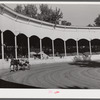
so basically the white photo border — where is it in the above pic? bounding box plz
[0,1,100,98]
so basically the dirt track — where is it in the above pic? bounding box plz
[1,61,100,89]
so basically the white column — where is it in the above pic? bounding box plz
[28,37,30,59]
[40,39,42,59]
[64,41,67,56]
[89,40,92,55]
[1,31,4,59]
[76,40,79,56]
[15,35,17,59]
[52,40,54,57]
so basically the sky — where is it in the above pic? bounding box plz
[5,3,100,26]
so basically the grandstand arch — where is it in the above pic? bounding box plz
[91,39,100,54]
[3,30,15,58]
[17,33,28,58]
[66,39,76,56]
[78,39,89,55]
[29,35,40,58]
[54,38,64,57]
[42,37,52,56]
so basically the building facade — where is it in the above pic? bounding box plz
[0,4,100,60]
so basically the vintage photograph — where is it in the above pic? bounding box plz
[1,2,100,89]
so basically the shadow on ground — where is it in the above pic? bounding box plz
[58,86,89,89]
[0,78,89,89]
[0,79,41,88]
[69,61,100,68]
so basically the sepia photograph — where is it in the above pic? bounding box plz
[1,2,100,90]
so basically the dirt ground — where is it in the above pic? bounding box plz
[1,61,100,89]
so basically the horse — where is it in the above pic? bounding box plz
[10,59,19,72]
[10,58,30,72]
[19,59,30,70]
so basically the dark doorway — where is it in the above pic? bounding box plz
[42,37,52,56]
[54,38,64,57]
[17,34,28,58]
[66,39,76,56]
[78,39,89,55]
[3,30,15,58]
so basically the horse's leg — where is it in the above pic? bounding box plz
[13,65,16,72]
[10,64,12,72]
[22,64,25,71]
[15,64,18,71]
[10,64,14,72]
[13,65,15,72]
[17,64,19,71]
[27,64,30,70]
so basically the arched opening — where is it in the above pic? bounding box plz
[0,31,2,59]
[91,39,100,54]
[54,38,64,57]
[17,34,28,58]
[42,37,52,56]
[78,39,89,55]
[3,30,15,58]
[30,35,40,58]
[66,39,76,56]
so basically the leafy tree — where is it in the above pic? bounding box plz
[38,4,52,21]
[66,22,71,26]
[61,20,67,25]
[14,4,71,26]
[61,20,71,26]
[87,24,93,27]
[14,5,23,14]
[23,4,37,18]
[14,4,37,19]
[51,7,63,24]
[38,4,63,24]
[94,14,100,26]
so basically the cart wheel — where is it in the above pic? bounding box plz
[13,65,16,72]
[27,64,30,70]
[22,66,25,71]
[10,65,13,72]
[15,66,18,71]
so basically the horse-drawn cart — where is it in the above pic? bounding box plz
[10,58,30,72]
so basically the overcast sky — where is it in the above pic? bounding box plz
[5,4,100,26]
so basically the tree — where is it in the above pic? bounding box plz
[66,22,71,26]
[38,4,63,24]
[23,4,37,18]
[61,20,71,26]
[87,24,93,27]
[14,5,23,14]
[51,8,63,24]
[94,14,100,26]
[38,4,51,21]
[14,4,37,19]
[14,4,71,26]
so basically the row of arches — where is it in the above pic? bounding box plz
[0,30,100,59]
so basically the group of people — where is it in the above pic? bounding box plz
[10,57,30,72]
